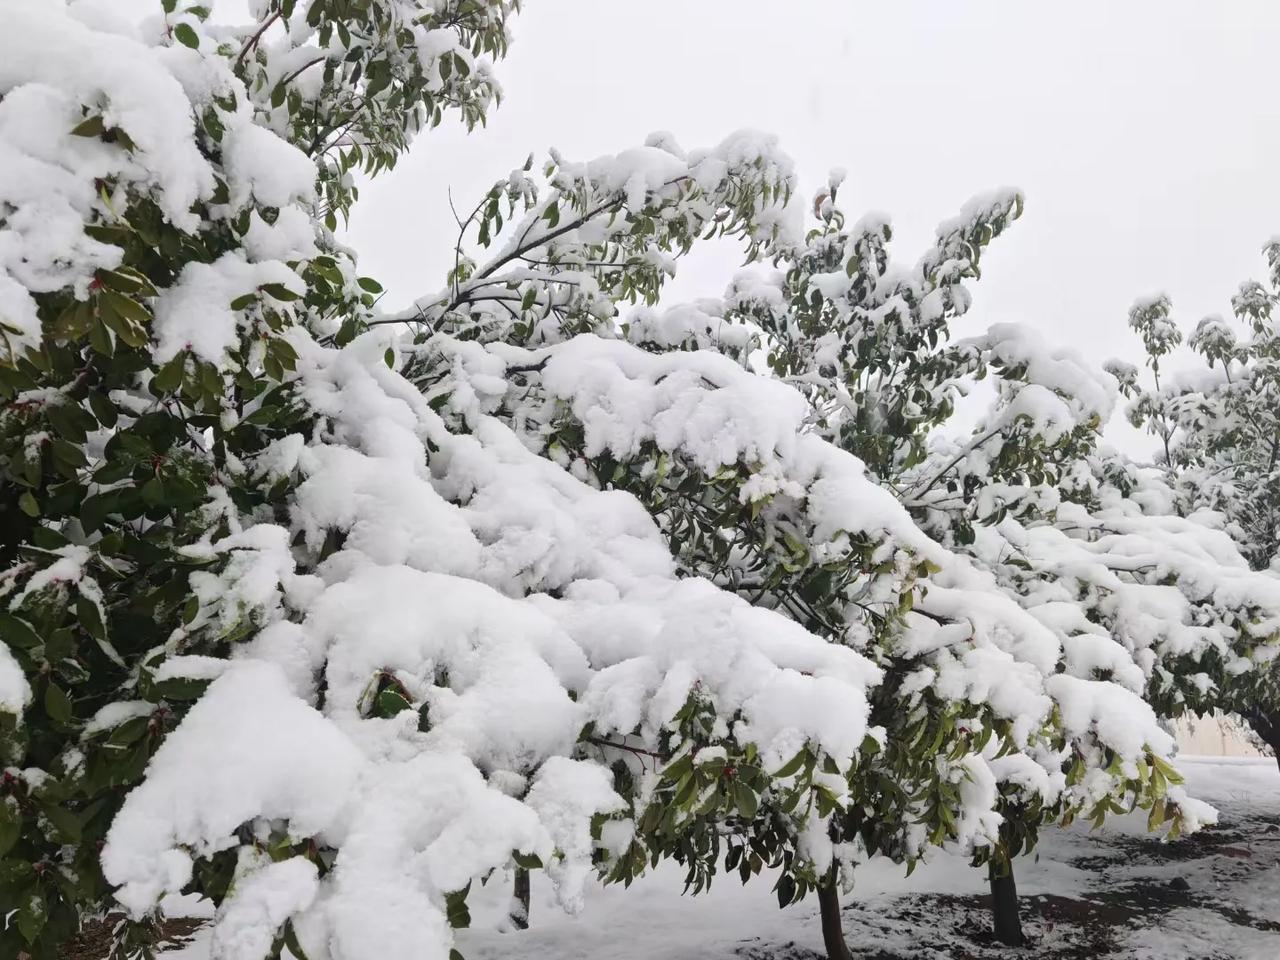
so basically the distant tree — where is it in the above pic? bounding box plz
[1116,251,1280,768]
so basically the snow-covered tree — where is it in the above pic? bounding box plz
[741,179,1280,946]
[1115,247,1280,765]
[406,155,1215,958]
[0,5,883,959]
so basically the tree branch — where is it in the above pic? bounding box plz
[584,736,665,759]
[235,11,280,70]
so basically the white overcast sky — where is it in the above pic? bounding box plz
[347,1,1280,372]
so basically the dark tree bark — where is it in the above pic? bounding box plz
[1242,706,1280,772]
[509,868,530,930]
[988,857,1023,947]
[817,870,853,960]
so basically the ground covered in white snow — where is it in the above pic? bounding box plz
[141,756,1278,960]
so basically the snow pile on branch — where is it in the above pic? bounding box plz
[0,3,212,356]
[100,319,885,959]
[398,129,800,347]
[429,319,1190,862]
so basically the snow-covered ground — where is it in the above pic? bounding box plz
[160,756,1279,960]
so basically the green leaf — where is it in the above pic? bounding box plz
[772,748,808,779]
[99,294,149,349]
[445,885,471,929]
[375,688,411,718]
[45,683,73,724]
[511,850,543,870]
[282,919,311,960]
[0,857,35,889]
[141,476,166,507]
[43,629,73,665]
[357,277,383,294]
[53,301,94,341]
[17,886,47,944]
[1150,753,1185,786]
[88,391,118,428]
[98,268,157,298]
[100,289,151,326]
[70,115,106,138]
[1147,800,1166,831]
[775,873,796,908]
[88,314,114,356]
[153,355,185,394]
[173,22,200,49]
[0,614,41,649]
[260,283,300,302]
[39,801,82,844]
[153,677,209,701]
[75,596,106,642]
[0,799,19,857]
[106,716,150,749]
[18,492,39,518]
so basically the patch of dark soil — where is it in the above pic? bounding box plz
[784,877,1280,960]
[58,916,203,960]
[824,891,1128,959]
[1069,822,1255,871]
[1077,874,1280,934]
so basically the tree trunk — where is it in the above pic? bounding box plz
[817,870,853,960]
[509,868,530,930]
[988,857,1023,947]
[1242,706,1280,773]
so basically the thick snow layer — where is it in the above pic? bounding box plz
[103,322,894,960]
[0,639,31,716]
[103,662,364,916]
[437,323,1209,860]
[153,254,305,365]
[160,758,1280,960]
[210,857,320,960]
[539,335,810,475]
[0,2,315,364]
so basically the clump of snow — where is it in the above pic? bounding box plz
[102,662,363,916]
[210,856,319,960]
[153,254,304,365]
[0,640,31,717]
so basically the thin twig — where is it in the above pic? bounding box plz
[279,56,326,89]
[585,736,665,759]
[235,11,280,69]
